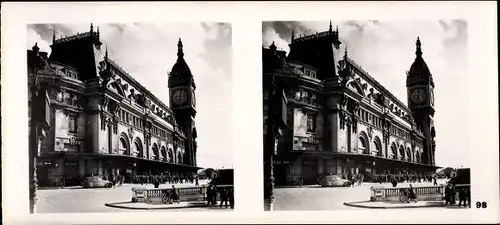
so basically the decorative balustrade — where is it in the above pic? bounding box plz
[370,184,471,202]
[131,185,234,204]
[370,185,445,202]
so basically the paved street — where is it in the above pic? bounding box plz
[35,179,232,213]
[273,179,450,211]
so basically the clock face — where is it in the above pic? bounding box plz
[173,89,188,105]
[410,88,427,105]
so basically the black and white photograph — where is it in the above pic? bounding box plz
[1,2,498,224]
[262,20,472,211]
[26,22,233,213]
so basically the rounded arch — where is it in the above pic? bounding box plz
[134,138,144,158]
[373,136,383,157]
[389,143,397,159]
[398,145,405,160]
[152,143,160,160]
[119,133,130,155]
[168,148,174,163]
[161,146,167,162]
[358,132,369,154]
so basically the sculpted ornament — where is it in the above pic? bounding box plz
[367,126,373,140]
[128,127,134,142]
[100,111,107,130]
[351,116,358,133]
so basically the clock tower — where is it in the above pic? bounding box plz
[406,37,436,166]
[168,38,198,166]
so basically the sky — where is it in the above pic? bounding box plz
[263,20,469,169]
[27,22,233,169]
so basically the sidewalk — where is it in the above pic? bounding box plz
[343,200,471,209]
[105,201,233,210]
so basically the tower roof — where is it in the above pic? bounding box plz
[170,38,193,77]
[409,37,431,75]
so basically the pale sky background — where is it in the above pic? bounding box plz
[27,22,233,169]
[263,20,469,169]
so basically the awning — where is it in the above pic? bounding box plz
[39,152,203,170]
[299,151,441,170]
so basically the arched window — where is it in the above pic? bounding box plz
[152,144,160,160]
[178,152,182,164]
[398,146,404,160]
[168,149,174,163]
[134,139,143,158]
[374,137,382,157]
[161,147,167,161]
[390,144,396,159]
[119,137,128,155]
[359,136,368,154]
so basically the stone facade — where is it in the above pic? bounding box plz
[264,24,437,185]
[28,25,199,186]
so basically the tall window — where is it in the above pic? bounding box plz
[68,116,77,133]
[307,113,316,132]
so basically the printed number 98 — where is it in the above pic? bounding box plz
[476,201,487,208]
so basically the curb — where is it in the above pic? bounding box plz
[343,201,445,209]
[104,202,208,210]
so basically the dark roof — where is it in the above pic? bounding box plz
[409,58,431,75]
[170,58,192,77]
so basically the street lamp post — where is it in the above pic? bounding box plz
[29,43,51,214]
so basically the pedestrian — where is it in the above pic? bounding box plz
[458,188,466,207]
[206,184,214,206]
[195,177,199,186]
[219,188,228,208]
[61,176,66,188]
[450,184,456,205]
[444,183,451,205]
[228,188,234,209]
[433,174,438,186]
[466,188,471,208]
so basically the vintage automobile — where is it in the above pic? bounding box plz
[82,176,113,188]
[317,174,352,187]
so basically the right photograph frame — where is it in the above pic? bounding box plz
[262,20,471,211]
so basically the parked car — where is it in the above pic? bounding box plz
[82,176,113,188]
[317,174,352,187]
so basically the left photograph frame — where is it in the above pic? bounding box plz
[26,22,234,213]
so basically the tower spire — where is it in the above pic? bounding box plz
[104,46,108,60]
[52,30,56,44]
[97,26,100,38]
[329,20,333,32]
[32,42,40,54]
[177,38,184,59]
[90,23,94,33]
[291,29,295,43]
[415,36,422,59]
[344,44,348,60]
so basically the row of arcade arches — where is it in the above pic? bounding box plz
[118,132,184,164]
[357,131,422,163]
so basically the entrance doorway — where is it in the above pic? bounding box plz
[301,158,317,185]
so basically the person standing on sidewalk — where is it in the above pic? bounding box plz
[444,183,451,205]
[219,188,228,208]
[450,184,456,205]
[228,188,234,209]
[458,188,466,207]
